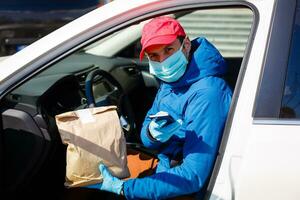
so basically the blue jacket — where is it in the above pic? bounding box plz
[124,37,232,199]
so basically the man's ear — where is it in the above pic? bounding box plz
[183,37,192,56]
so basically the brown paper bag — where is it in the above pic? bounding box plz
[55,105,130,187]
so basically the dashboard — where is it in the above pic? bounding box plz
[4,53,143,125]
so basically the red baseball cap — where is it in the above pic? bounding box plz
[139,16,186,60]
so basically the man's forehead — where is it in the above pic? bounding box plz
[145,39,179,54]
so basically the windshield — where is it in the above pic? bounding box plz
[84,21,146,58]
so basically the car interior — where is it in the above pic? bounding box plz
[0,8,250,200]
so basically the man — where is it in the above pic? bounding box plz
[97,16,232,199]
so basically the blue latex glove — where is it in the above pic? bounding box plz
[148,117,183,142]
[98,164,124,195]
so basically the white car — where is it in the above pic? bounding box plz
[0,0,299,199]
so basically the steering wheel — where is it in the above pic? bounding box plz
[85,69,136,137]
[85,69,123,107]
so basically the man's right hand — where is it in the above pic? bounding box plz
[148,117,182,142]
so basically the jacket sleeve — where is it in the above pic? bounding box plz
[140,87,165,150]
[123,86,232,200]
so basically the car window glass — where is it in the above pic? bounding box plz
[280,7,300,118]
[84,23,145,58]
[177,8,252,57]
[11,7,254,100]
[92,8,253,59]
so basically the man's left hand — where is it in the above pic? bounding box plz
[98,164,124,195]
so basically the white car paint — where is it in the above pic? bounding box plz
[0,56,9,62]
[211,1,277,199]
[212,1,300,200]
[1,0,299,200]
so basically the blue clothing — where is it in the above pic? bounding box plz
[124,37,232,199]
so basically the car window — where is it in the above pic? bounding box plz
[86,8,253,59]
[84,22,146,58]
[252,1,295,119]
[280,6,300,118]
[177,8,252,57]
[6,6,255,120]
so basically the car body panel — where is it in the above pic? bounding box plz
[210,0,275,199]
[212,1,300,200]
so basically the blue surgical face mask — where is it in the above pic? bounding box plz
[148,41,188,83]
